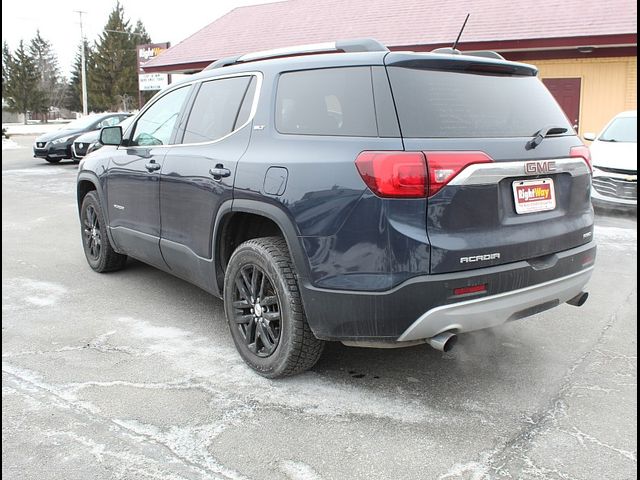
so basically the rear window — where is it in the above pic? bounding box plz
[276,67,377,137]
[387,67,572,138]
[600,116,637,143]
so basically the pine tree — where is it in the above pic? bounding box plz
[29,31,66,122]
[91,2,152,111]
[4,40,44,124]
[2,41,12,99]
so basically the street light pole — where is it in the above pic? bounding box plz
[75,10,88,116]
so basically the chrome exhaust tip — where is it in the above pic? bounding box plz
[566,291,589,307]
[427,331,457,352]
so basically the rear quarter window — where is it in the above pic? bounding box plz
[387,67,572,138]
[183,76,255,144]
[276,67,377,137]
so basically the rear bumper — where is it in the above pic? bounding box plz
[301,242,596,341]
[398,267,592,341]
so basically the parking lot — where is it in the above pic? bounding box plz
[2,134,637,480]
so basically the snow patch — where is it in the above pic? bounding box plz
[2,278,67,310]
[2,138,21,150]
[280,460,324,480]
[115,316,452,425]
[595,225,637,251]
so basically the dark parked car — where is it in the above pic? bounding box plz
[34,113,130,163]
[72,115,134,160]
[77,39,596,378]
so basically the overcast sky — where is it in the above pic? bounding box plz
[2,0,277,78]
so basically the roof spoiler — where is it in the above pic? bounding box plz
[431,47,505,60]
[204,38,389,70]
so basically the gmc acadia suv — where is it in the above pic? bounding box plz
[77,39,596,378]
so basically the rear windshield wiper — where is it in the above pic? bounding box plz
[526,125,568,149]
[599,138,617,142]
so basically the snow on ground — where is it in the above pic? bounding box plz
[2,121,70,136]
[2,138,22,150]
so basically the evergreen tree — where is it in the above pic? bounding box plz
[29,31,66,122]
[4,40,44,124]
[91,2,151,111]
[2,41,11,99]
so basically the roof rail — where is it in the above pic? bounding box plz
[431,47,505,60]
[205,38,388,70]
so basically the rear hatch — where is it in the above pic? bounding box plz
[385,52,593,274]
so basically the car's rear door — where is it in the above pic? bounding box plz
[105,85,191,268]
[385,53,594,274]
[159,73,259,292]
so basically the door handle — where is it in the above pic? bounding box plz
[145,161,161,172]
[209,166,231,179]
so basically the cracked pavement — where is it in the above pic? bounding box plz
[2,135,637,479]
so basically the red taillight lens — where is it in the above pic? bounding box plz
[570,145,592,172]
[453,284,487,296]
[423,151,494,197]
[355,151,427,198]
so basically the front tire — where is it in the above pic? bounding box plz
[80,191,127,272]
[45,156,61,163]
[224,237,324,378]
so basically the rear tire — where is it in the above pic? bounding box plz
[224,236,324,378]
[80,191,127,272]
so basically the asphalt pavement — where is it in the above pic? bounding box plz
[2,135,637,480]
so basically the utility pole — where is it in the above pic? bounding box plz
[75,10,88,116]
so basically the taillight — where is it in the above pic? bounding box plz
[453,284,487,296]
[423,151,494,197]
[355,151,427,198]
[570,145,592,172]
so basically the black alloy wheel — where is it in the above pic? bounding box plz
[223,237,324,378]
[83,204,102,261]
[231,265,282,357]
[80,191,127,272]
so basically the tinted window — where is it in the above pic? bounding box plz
[183,76,253,144]
[276,67,377,136]
[235,77,257,130]
[600,116,637,142]
[131,86,190,146]
[387,67,573,138]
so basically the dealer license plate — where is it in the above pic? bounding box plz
[512,178,556,214]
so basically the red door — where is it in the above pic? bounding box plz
[542,78,582,132]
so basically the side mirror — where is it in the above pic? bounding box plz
[100,126,123,146]
[583,132,596,142]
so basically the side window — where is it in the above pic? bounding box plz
[101,117,121,128]
[182,76,254,144]
[131,86,190,146]
[276,67,377,136]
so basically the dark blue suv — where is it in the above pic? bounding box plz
[77,39,596,377]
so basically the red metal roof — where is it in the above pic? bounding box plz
[145,0,637,72]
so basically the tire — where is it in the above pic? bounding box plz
[224,236,324,378]
[80,191,127,272]
[45,157,61,163]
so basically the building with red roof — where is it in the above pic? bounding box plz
[143,0,637,134]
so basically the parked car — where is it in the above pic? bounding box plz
[584,110,637,210]
[72,115,134,161]
[34,112,131,163]
[77,39,596,378]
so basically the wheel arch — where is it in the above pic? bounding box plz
[213,199,311,295]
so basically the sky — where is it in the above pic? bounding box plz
[1,0,277,78]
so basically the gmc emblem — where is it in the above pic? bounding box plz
[525,160,556,174]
